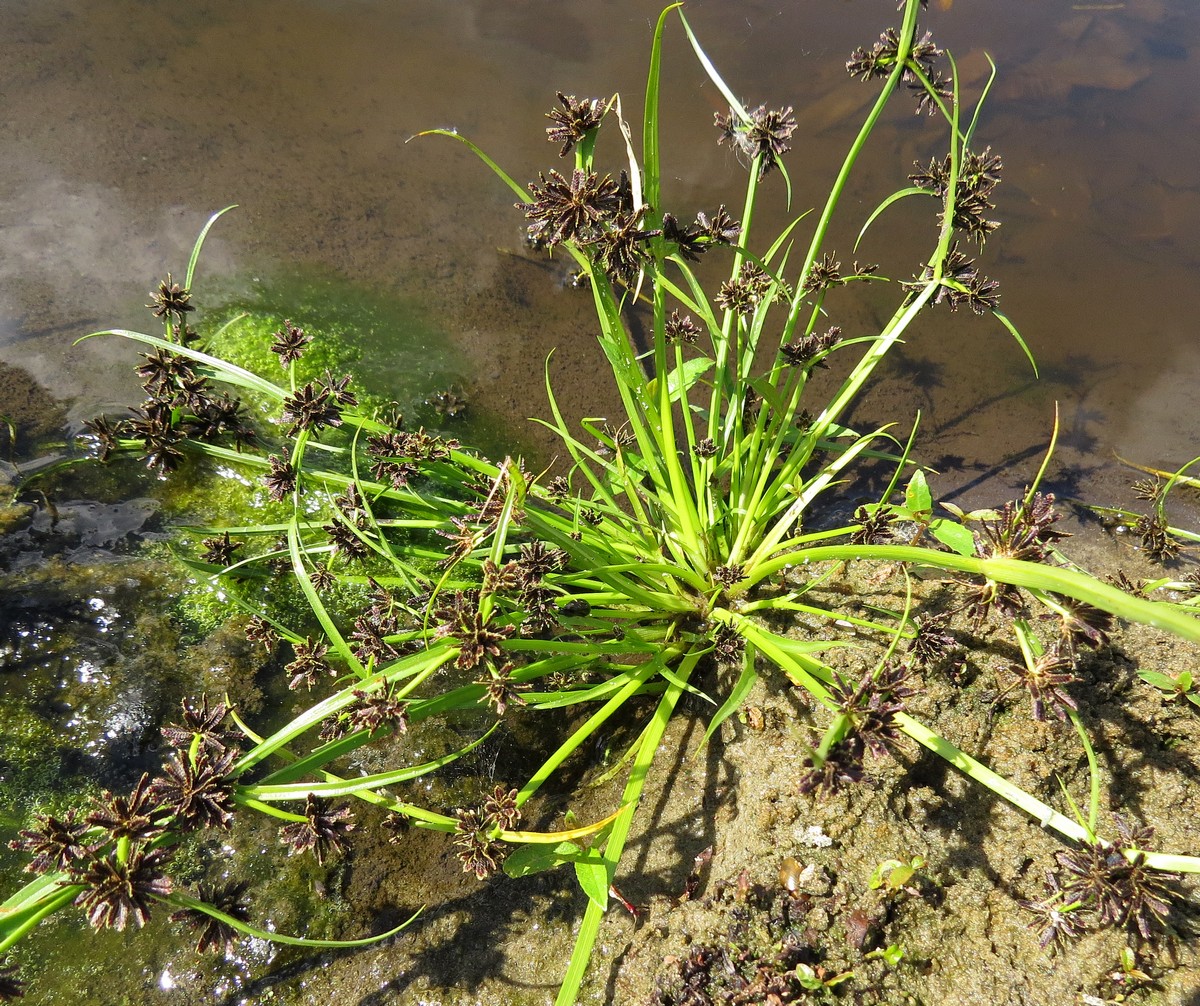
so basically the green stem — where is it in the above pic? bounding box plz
[746,544,1200,643]
[896,713,1199,874]
[554,650,696,1005]
[778,0,920,348]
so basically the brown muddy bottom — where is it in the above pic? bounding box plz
[90,543,1196,1006]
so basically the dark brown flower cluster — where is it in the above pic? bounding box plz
[280,371,357,436]
[346,580,407,665]
[365,426,458,489]
[974,491,1069,564]
[0,958,22,1003]
[715,104,797,179]
[285,637,333,691]
[433,589,516,670]
[9,809,90,875]
[264,454,298,501]
[463,462,529,531]
[73,847,174,932]
[998,645,1078,722]
[153,698,242,832]
[1023,816,1182,945]
[61,775,175,932]
[244,614,280,651]
[801,255,878,298]
[148,745,239,831]
[199,531,242,567]
[513,541,570,638]
[694,205,742,245]
[846,28,948,114]
[1134,512,1180,563]
[905,612,959,670]
[270,320,311,366]
[324,484,373,560]
[147,273,194,322]
[278,794,355,865]
[519,540,569,579]
[799,663,912,795]
[84,342,254,474]
[665,309,701,345]
[798,738,865,796]
[849,503,898,546]
[320,685,409,743]
[710,563,745,589]
[830,663,912,759]
[161,696,241,752]
[170,880,251,956]
[85,773,165,844]
[517,164,664,285]
[716,262,773,316]
[801,252,842,295]
[475,661,528,717]
[82,274,263,471]
[1018,870,1089,949]
[661,214,706,263]
[904,242,1001,315]
[710,622,745,665]
[661,207,741,263]
[519,167,621,247]
[1049,594,1113,656]
[911,147,1003,246]
[8,700,250,959]
[545,91,604,157]
[452,785,522,880]
[781,325,842,370]
[1131,477,1164,503]
[965,491,1069,625]
[592,206,658,285]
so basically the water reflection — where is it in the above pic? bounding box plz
[0,0,1195,508]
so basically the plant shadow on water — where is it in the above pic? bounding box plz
[4,3,1200,1005]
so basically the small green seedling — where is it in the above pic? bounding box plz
[869,855,927,896]
[864,944,905,967]
[857,470,976,557]
[795,963,854,993]
[1137,669,1200,709]
[1104,946,1155,1001]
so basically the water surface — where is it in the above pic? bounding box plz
[1,0,1196,509]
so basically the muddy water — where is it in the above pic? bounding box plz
[0,0,1197,504]
[2,1,1199,1004]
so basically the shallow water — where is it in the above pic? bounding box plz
[2,1,1199,1003]
[1,0,1197,504]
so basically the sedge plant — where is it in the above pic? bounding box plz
[4,3,1200,1002]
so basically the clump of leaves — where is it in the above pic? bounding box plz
[8,3,1200,1004]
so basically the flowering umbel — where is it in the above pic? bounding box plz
[715,104,796,178]
[278,794,355,866]
[170,880,252,955]
[72,846,174,931]
[519,168,620,246]
[545,91,604,157]
[9,810,90,875]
